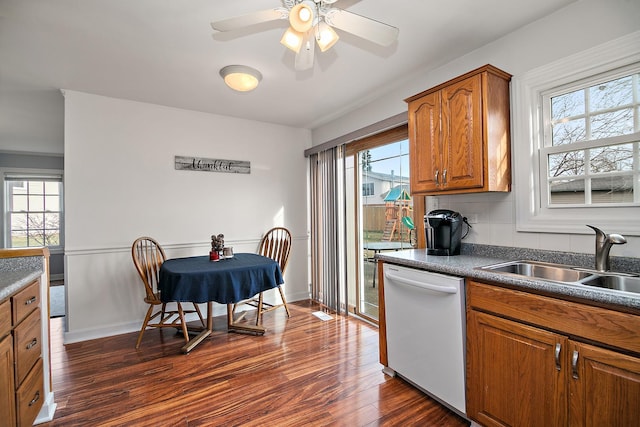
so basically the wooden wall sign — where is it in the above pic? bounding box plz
[175,156,250,174]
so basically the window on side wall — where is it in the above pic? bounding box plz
[4,173,64,248]
[542,68,639,207]
[513,31,640,236]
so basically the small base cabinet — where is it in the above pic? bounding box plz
[569,341,640,427]
[1,296,16,425]
[466,280,640,427]
[467,310,567,426]
[0,279,43,427]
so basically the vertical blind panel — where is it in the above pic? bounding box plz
[309,145,347,314]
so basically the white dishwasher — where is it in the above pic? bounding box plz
[382,263,467,416]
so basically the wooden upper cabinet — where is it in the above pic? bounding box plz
[406,64,512,195]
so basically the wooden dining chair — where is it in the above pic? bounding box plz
[131,236,204,349]
[235,227,292,325]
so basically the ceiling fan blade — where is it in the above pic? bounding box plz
[211,8,287,32]
[295,31,315,71]
[325,9,399,46]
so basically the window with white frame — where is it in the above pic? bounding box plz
[541,68,640,207]
[513,31,640,235]
[362,182,375,197]
[4,174,63,248]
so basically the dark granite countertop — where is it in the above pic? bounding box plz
[376,245,640,311]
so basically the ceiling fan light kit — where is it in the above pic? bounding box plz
[315,21,339,52]
[280,27,305,53]
[211,0,399,71]
[289,1,316,32]
[219,65,262,92]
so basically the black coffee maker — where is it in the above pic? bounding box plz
[424,209,463,256]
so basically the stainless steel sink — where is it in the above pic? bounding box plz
[477,260,640,295]
[580,274,640,294]
[484,260,592,283]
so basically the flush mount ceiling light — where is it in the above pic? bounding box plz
[211,0,399,71]
[219,65,262,92]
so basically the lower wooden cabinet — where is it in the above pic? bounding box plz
[467,310,567,426]
[1,279,44,427]
[0,334,17,426]
[569,341,640,427]
[466,280,640,427]
[16,358,43,427]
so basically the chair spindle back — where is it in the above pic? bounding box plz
[132,237,166,303]
[258,227,291,274]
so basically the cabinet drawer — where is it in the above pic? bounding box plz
[11,280,40,326]
[0,298,10,338]
[16,357,43,427]
[14,307,42,386]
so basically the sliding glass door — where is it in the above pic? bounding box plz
[346,126,413,322]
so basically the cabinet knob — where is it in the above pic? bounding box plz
[25,296,37,305]
[571,350,579,379]
[554,343,562,371]
[442,169,447,185]
[435,169,440,185]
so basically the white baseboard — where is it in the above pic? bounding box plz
[33,392,56,425]
[63,295,310,344]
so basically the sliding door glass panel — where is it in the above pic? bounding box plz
[357,139,412,321]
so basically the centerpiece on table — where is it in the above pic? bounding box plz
[210,233,224,261]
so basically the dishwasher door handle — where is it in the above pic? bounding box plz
[384,272,458,294]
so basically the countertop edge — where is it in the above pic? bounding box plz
[0,270,43,301]
[377,249,640,311]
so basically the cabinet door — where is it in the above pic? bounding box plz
[0,334,17,426]
[440,73,483,190]
[408,90,441,193]
[467,310,567,427]
[569,341,640,427]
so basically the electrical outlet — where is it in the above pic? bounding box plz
[467,214,479,224]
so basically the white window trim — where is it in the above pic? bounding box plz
[1,167,65,249]
[512,30,640,236]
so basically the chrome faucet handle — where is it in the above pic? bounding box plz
[586,225,627,271]
[607,233,627,245]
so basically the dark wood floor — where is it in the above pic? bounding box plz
[42,301,470,426]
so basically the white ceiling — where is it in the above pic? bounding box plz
[0,0,577,155]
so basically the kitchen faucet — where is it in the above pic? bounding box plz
[586,225,627,272]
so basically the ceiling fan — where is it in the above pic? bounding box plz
[211,0,399,71]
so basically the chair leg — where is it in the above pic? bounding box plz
[193,303,205,327]
[177,303,189,345]
[277,286,291,318]
[255,292,264,326]
[136,305,155,349]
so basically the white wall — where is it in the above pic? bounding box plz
[313,0,640,258]
[63,91,311,343]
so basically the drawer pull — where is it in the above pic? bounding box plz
[25,296,37,305]
[571,350,579,379]
[26,338,38,350]
[554,343,561,371]
[29,391,40,407]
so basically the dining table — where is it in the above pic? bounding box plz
[158,252,284,353]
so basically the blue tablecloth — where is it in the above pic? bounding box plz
[158,253,284,304]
